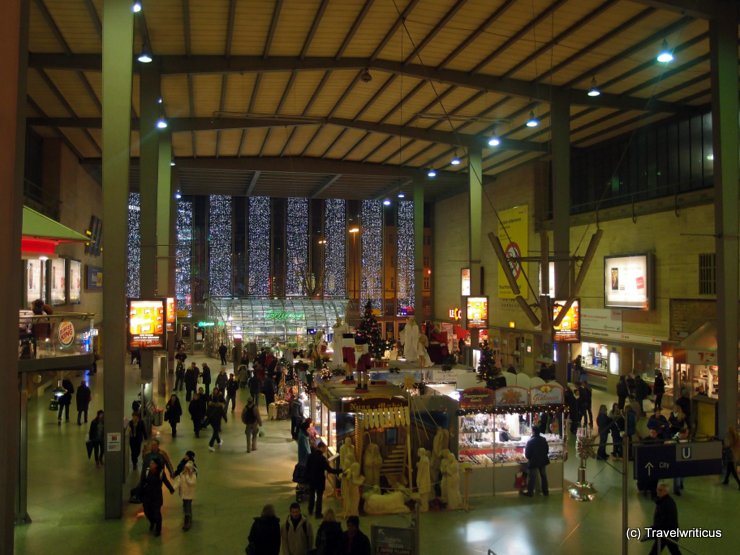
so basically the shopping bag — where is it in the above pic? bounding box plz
[86,440,94,460]
[49,398,59,411]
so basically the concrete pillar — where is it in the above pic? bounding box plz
[102,0,134,519]
[551,91,571,386]
[710,2,739,433]
[468,147,483,347]
[0,0,27,546]
[413,181,425,321]
[157,134,173,396]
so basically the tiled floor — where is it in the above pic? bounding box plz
[13,358,740,554]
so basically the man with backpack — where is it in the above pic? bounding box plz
[281,502,313,555]
[242,397,262,453]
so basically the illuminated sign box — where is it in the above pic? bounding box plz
[466,296,489,330]
[552,299,581,343]
[166,297,176,333]
[604,254,654,309]
[68,259,82,304]
[128,299,166,350]
[461,267,471,297]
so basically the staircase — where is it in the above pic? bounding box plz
[380,445,408,487]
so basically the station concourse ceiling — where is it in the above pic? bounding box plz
[25,0,739,201]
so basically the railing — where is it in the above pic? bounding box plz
[18,312,96,371]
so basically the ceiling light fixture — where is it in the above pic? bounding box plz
[156,117,168,129]
[157,96,163,104]
[360,68,373,83]
[132,2,142,13]
[656,39,674,64]
[488,135,501,147]
[137,49,153,63]
[170,160,176,167]
[450,154,461,166]
[587,77,601,97]
[427,168,437,178]
[175,191,182,200]
[526,111,540,128]
[383,198,391,206]
[706,153,714,161]
[397,191,406,199]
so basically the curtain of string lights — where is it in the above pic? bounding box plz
[248,196,271,296]
[126,192,140,298]
[175,199,193,313]
[323,199,346,298]
[286,197,309,296]
[208,195,233,296]
[361,200,383,312]
[397,200,415,314]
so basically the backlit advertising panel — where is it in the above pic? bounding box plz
[552,299,580,343]
[49,258,67,305]
[166,297,176,333]
[466,296,489,330]
[128,299,166,349]
[461,267,471,297]
[604,254,653,309]
[68,259,82,304]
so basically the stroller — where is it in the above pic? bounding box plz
[292,464,309,502]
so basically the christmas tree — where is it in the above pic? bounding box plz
[357,300,384,360]
[477,340,496,387]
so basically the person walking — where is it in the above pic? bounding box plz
[225,373,239,413]
[242,396,262,453]
[89,410,105,467]
[141,459,175,537]
[341,516,371,555]
[218,342,228,365]
[128,411,147,471]
[654,371,666,410]
[596,404,612,460]
[263,374,277,410]
[521,427,549,497]
[305,442,341,518]
[141,438,174,480]
[174,450,197,531]
[635,375,651,414]
[184,363,199,402]
[721,426,740,489]
[248,371,262,408]
[76,380,91,425]
[247,504,281,555]
[578,381,593,428]
[564,387,580,435]
[189,388,207,438]
[174,360,185,392]
[207,396,227,452]
[646,482,681,555]
[165,394,183,438]
[315,509,342,555]
[608,404,625,459]
[215,368,228,394]
[281,502,313,555]
[297,420,312,467]
[290,395,305,440]
[616,376,628,410]
[58,378,74,424]
[201,363,212,397]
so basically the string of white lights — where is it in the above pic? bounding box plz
[248,196,271,296]
[286,197,309,296]
[175,199,193,313]
[397,200,415,315]
[323,199,346,297]
[126,192,140,298]
[361,200,383,312]
[208,195,233,296]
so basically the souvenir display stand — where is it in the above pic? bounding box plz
[456,381,566,496]
[314,381,413,488]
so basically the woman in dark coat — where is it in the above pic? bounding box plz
[141,459,175,536]
[165,394,183,438]
[189,389,207,438]
[315,508,343,555]
[128,412,147,470]
[247,504,281,555]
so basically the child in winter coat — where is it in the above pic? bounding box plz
[174,450,197,531]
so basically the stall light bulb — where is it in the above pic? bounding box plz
[587,77,601,97]
[137,50,153,64]
[397,191,405,199]
[526,111,540,128]
[132,2,142,13]
[657,40,674,63]
[156,118,168,129]
[427,168,437,178]
[488,135,501,147]
[383,198,391,206]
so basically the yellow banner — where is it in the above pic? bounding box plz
[497,205,529,299]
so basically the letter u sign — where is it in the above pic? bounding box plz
[681,446,692,460]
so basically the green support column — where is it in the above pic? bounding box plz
[468,147,483,347]
[102,0,134,519]
[710,1,739,433]
[413,181,425,321]
[551,91,571,386]
[139,63,160,382]
[157,134,173,395]
[0,0,27,546]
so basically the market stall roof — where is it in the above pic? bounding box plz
[316,380,409,412]
[678,321,740,352]
[22,206,88,242]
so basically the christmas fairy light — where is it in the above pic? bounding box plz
[323,199,346,298]
[397,200,415,315]
[361,200,383,312]
[176,199,193,314]
[127,192,141,298]
[208,195,233,296]
[286,197,309,296]
[248,196,271,296]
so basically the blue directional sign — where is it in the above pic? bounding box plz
[634,441,723,482]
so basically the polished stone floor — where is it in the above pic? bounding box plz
[13,357,740,555]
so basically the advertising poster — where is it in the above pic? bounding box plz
[68,259,82,304]
[460,387,495,409]
[166,297,176,333]
[128,299,166,349]
[49,258,67,305]
[461,267,471,297]
[497,205,529,299]
[466,297,489,330]
[26,259,43,306]
[86,265,103,290]
[604,254,651,309]
[371,525,415,555]
[552,299,580,343]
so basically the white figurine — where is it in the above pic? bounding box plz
[342,461,365,517]
[401,317,420,362]
[443,450,462,510]
[331,317,349,363]
[439,448,451,503]
[340,437,356,468]
[418,334,432,368]
[363,485,410,515]
[416,448,432,512]
[430,428,450,484]
[363,443,383,488]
